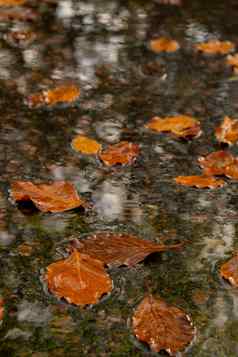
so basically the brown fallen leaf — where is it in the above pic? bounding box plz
[150,37,180,53]
[0,8,38,22]
[132,295,195,355]
[4,30,36,48]
[220,254,238,287]
[0,298,4,322]
[175,175,225,188]
[0,0,26,6]
[198,150,235,176]
[145,115,201,139]
[226,54,238,69]
[71,135,101,155]
[10,181,85,213]
[27,84,80,108]
[45,250,112,306]
[73,232,182,267]
[215,116,238,145]
[99,141,139,166]
[196,40,235,55]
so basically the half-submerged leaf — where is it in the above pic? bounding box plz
[150,37,180,53]
[220,254,238,287]
[45,251,112,306]
[99,141,139,166]
[196,40,235,55]
[71,135,101,155]
[10,181,85,213]
[132,295,195,355]
[198,150,235,176]
[145,115,201,139]
[215,116,238,145]
[75,232,182,267]
[175,175,225,188]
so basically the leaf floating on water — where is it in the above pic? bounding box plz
[220,254,238,287]
[71,135,101,155]
[0,0,26,6]
[10,181,85,213]
[74,232,182,267]
[99,141,139,166]
[198,150,235,176]
[145,115,201,139]
[196,40,235,55]
[132,295,195,355]
[27,84,80,108]
[175,175,225,188]
[215,116,238,146]
[45,250,112,306]
[150,37,180,53]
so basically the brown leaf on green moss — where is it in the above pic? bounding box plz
[132,295,195,355]
[99,141,139,166]
[10,181,85,213]
[220,254,238,287]
[74,232,182,267]
[215,116,238,146]
[196,40,235,55]
[175,175,225,188]
[198,150,235,176]
[45,250,112,306]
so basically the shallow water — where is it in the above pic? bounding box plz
[1,0,238,356]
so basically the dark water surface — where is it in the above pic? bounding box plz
[1,0,238,356]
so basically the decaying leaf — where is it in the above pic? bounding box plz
[99,141,139,166]
[0,299,4,322]
[10,181,85,213]
[132,295,195,355]
[175,175,225,188]
[196,40,235,55]
[71,135,101,155]
[27,84,80,107]
[0,0,26,6]
[198,150,235,176]
[215,116,238,145]
[150,37,180,53]
[74,232,182,267]
[145,115,201,139]
[45,250,112,306]
[220,254,238,287]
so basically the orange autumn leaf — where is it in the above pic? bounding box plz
[27,84,80,108]
[10,181,85,213]
[99,141,139,166]
[74,232,182,267]
[198,150,235,176]
[220,254,238,287]
[150,37,180,53]
[215,116,238,145]
[196,40,235,55]
[145,115,201,139]
[175,175,225,188]
[0,299,4,322]
[226,53,238,68]
[45,250,112,306]
[0,0,26,6]
[71,135,101,155]
[224,163,238,180]
[132,295,195,355]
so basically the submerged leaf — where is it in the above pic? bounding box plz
[99,141,139,166]
[45,250,112,306]
[215,116,238,145]
[196,40,235,55]
[74,232,182,267]
[220,254,238,287]
[71,135,101,155]
[150,37,180,53]
[10,181,85,213]
[198,150,235,176]
[145,115,201,139]
[132,295,195,355]
[175,175,225,188]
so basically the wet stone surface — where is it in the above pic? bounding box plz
[1,0,238,356]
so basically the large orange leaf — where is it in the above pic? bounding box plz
[215,116,238,145]
[150,37,180,53]
[175,175,225,188]
[196,40,235,55]
[10,181,85,213]
[132,295,195,355]
[27,84,80,108]
[45,250,112,306]
[71,135,101,155]
[220,254,238,287]
[145,115,201,139]
[99,141,139,166]
[198,150,235,176]
[0,0,26,6]
[74,232,182,267]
